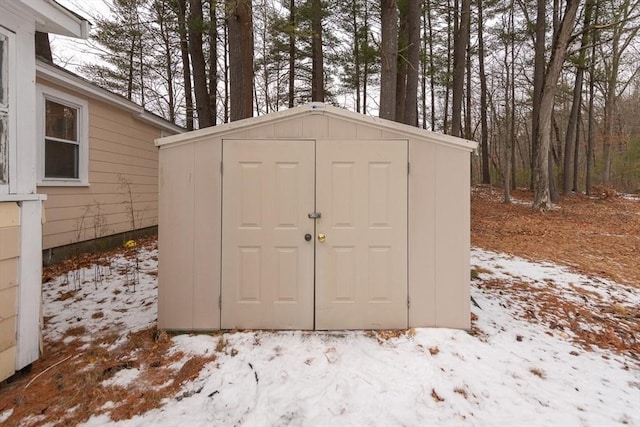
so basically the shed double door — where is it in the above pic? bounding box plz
[221,139,407,330]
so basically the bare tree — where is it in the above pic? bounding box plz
[226,0,254,120]
[311,0,324,102]
[533,0,580,210]
[379,0,398,120]
[189,0,214,127]
[451,0,470,137]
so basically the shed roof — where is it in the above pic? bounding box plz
[155,103,478,152]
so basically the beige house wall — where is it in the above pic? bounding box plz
[36,81,162,250]
[0,202,20,381]
[157,105,475,330]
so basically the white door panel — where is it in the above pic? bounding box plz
[315,140,408,329]
[222,139,407,330]
[221,140,315,329]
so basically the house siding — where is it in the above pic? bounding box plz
[0,202,19,381]
[37,81,162,250]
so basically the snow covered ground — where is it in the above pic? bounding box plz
[13,244,640,426]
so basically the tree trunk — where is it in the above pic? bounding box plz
[190,0,214,127]
[156,2,175,123]
[478,0,490,184]
[563,0,592,194]
[226,0,254,120]
[427,0,436,131]
[451,0,470,137]
[379,0,398,120]
[402,0,419,126]
[530,0,546,190]
[532,0,580,211]
[311,0,324,102]
[352,0,361,113]
[177,0,194,130]
[127,37,135,100]
[395,1,408,123]
[209,0,218,125]
[288,0,295,108]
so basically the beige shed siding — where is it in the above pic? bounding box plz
[0,202,20,381]
[158,142,196,330]
[434,146,471,329]
[157,106,475,331]
[157,138,222,330]
[192,140,222,329]
[408,138,437,327]
[37,81,162,250]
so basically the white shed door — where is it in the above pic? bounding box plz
[222,139,407,330]
[315,140,408,329]
[221,140,315,329]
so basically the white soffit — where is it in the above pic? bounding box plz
[20,0,91,38]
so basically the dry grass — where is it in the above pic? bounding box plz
[530,367,546,379]
[431,389,445,402]
[472,186,640,288]
[0,326,216,426]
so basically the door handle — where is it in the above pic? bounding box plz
[317,233,326,242]
[304,233,312,241]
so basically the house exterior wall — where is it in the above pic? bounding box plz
[36,81,162,250]
[0,202,19,381]
[157,107,474,330]
[0,1,56,382]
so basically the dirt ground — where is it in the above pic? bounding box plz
[1,186,638,426]
[471,185,640,288]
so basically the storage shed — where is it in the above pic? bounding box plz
[155,103,477,331]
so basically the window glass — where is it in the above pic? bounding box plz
[45,100,77,141]
[44,99,80,180]
[45,139,79,179]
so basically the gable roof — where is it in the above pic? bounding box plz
[155,103,478,151]
[36,60,183,135]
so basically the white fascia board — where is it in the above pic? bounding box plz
[36,61,183,135]
[156,103,477,152]
[21,0,90,38]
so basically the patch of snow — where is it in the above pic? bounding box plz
[36,241,639,427]
[42,245,158,343]
[0,409,13,423]
[101,368,141,388]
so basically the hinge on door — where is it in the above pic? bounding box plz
[407,162,410,174]
[219,294,222,309]
[220,161,223,175]
[407,296,410,308]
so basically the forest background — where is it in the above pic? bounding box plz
[48,0,640,209]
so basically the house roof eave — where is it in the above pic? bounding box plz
[36,60,183,135]
[19,0,91,38]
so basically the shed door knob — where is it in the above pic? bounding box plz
[317,233,326,243]
[304,233,312,241]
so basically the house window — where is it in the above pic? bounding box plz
[45,99,79,178]
[37,86,88,186]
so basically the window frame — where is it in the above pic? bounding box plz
[37,85,89,186]
[0,26,15,195]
